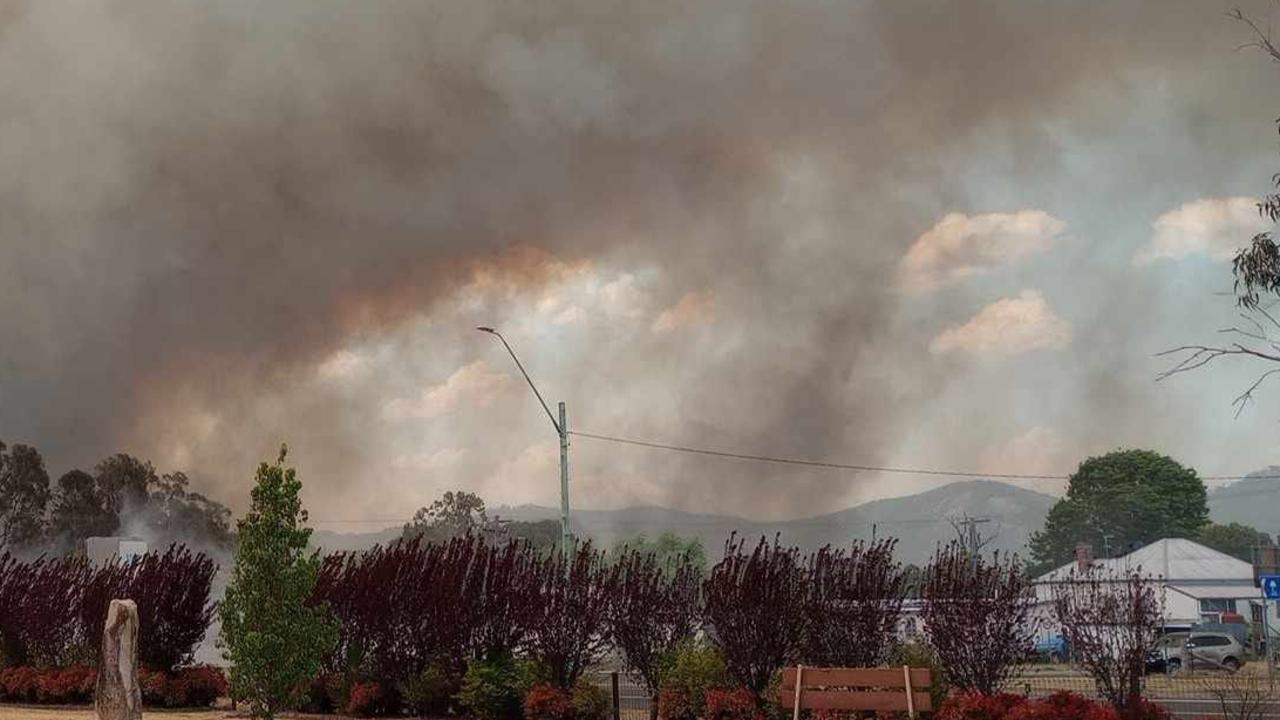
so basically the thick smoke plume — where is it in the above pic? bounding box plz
[2,1,1278,525]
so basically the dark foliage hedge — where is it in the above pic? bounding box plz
[0,664,225,707]
[0,544,217,671]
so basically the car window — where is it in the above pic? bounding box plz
[1191,635,1228,647]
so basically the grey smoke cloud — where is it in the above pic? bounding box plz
[2,0,1279,526]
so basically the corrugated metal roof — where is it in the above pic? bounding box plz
[1165,583,1262,600]
[1036,538,1253,583]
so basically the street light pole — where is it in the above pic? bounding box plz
[477,327,572,558]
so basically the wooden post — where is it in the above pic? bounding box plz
[611,671,620,720]
[791,666,804,720]
[902,665,915,719]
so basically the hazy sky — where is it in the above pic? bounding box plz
[3,0,1280,529]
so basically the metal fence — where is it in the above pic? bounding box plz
[1009,665,1280,719]
[589,666,1280,720]
[587,671,653,720]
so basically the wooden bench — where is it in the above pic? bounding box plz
[779,666,934,718]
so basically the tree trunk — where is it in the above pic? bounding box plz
[96,598,142,720]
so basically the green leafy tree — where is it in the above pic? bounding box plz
[1197,522,1273,563]
[506,519,562,552]
[0,442,51,549]
[220,446,337,719]
[402,490,500,542]
[1028,449,1208,574]
[610,532,707,577]
[45,469,116,551]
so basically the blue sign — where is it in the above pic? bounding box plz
[1263,575,1280,600]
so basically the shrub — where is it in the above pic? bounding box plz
[400,663,459,716]
[937,691,1028,720]
[1005,691,1119,720]
[705,688,763,720]
[892,641,948,713]
[572,677,611,720]
[658,687,698,720]
[300,672,347,714]
[34,665,96,704]
[525,682,576,720]
[0,666,39,702]
[171,665,228,707]
[460,653,526,720]
[347,681,399,717]
[657,640,729,720]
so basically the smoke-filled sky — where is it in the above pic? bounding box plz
[4,0,1280,528]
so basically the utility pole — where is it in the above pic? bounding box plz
[477,327,572,559]
[558,401,571,554]
[949,514,994,562]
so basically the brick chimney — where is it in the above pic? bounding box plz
[1075,542,1094,572]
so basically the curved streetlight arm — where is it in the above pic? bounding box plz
[477,327,562,435]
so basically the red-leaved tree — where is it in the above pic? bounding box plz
[702,535,808,698]
[607,546,702,715]
[803,539,907,667]
[920,542,1037,694]
[1052,568,1163,718]
[526,542,613,689]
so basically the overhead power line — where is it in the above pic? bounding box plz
[567,429,1280,483]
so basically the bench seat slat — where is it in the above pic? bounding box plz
[781,667,932,689]
[777,689,934,712]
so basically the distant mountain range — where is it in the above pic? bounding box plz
[1207,466,1280,537]
[313,480,1054,564]
[310,472,1280,564]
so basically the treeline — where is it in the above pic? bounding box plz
[293,532,1035,718]
[0,440,233,555]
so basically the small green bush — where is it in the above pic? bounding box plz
[657,640,728,720]
[572,677,611,720]
[460,654,526,720]
[400,663,459,716]
[892,640,948,712]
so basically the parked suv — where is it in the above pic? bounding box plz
[1182,632,1245,672]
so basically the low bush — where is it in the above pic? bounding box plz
[460,654,527,720]
[400,663,459,716]
[938,691,1169,720]
[572,677,611,720]
[525,683,576,720]
[347,681,400,717]
[657,640,728,720]
[0,666,41,703]
[704,688,763,720]
[0,665,224,708]
[1005,692,1118,720]
[140,665,228,708]
[658,687,698,720]
[892,641,948,712]
[35,665,96,704]
[937,690,1028,720]
[300,672,348,714]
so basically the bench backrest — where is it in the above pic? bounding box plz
[778,666,934,715]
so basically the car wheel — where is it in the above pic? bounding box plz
[1167,658,1181,672]
[1222,657,1240,673]
[1048,651,1062,664]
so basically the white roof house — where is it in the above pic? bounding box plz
[1033,538,1269,628]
